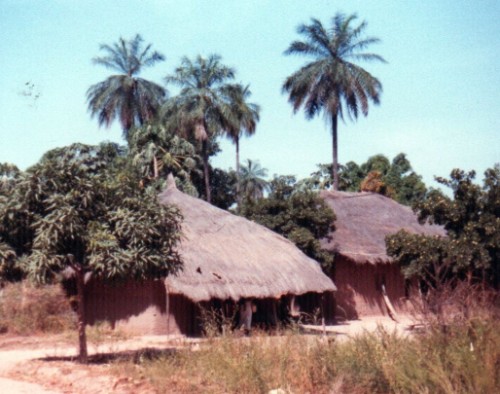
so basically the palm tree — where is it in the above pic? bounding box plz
[239,159,269,202]
[128,124,199,184]
[223,84,260,201]
[87,34,166,139]
[162,54,235,203]
[283,14,385,190]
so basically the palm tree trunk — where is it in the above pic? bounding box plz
[235,137,241,204]
[202,139,211,203]
[332,114,339,191]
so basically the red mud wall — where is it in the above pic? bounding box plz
[333,258,410,320]
[84,279,198,335]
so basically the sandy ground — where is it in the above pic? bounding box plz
[301,315,418,339]
[0,335,186,393]
[0,317,416,393]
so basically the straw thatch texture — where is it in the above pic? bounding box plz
[320,190,445,265]
[159,177,336,302]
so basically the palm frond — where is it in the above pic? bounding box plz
[87,35,165,134]
[283,13,384,122]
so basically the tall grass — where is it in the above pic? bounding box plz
[115,317,500,393]
[0,281,76,335]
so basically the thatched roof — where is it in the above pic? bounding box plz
[320,190,446,265]
[158,177,336,302]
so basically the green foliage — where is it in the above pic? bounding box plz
[207,168,238,210]
[162,54,237,203]
[0,163,27,281]
[283,13,384,121]
[387,165,500,288]
[307,153,427,206]
[239,175,334,268]
[0,143,183,360]
[386,232,453,287]
[238,159,269,202]
[1,142,183,282]
[385,153,427,205]
[0,242,19,282]
[87,34,166,136]
[0,163,21,191]
[128,123,201,194]
[189,166,238,210]
[222,83,260,201]
[223,83,260,147]
[162,56,261,204]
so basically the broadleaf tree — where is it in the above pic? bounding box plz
[239,175,335,269]
[306,153,427,206]
[0,163,27,282]
[386,165,500,290]
[0,143,183,363]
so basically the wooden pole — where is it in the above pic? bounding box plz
[166,285,170,335]
[321,293,326,337]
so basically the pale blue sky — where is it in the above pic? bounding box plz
[1,0,499,189]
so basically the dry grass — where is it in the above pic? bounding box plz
[0,281,76,335]
[109,288,500,394]
[110,321,500,393]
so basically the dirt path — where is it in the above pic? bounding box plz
[0,377,61,394]
[0,335,184,393]
[0,347,71,393]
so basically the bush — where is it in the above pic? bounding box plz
[0,281,76,335]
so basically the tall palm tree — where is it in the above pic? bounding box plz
[223,84,260,200]
[239,159,269,202]
[162,54,235,203]
[283,13,385,190]
[87,34,166,139]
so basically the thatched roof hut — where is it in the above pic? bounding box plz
[319,190,445,319]
[159,177,336,303]
[82,179,335,336]
[320,190,445,264]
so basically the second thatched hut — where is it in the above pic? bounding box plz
[320,190,445,320]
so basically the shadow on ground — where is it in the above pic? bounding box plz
[39,346,177,364]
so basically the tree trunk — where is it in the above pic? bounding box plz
[331,114,339,191]
[202,139,211,203]
[235,137,241,205]
[76,268,88,363]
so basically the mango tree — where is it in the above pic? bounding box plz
[0,143,182,362]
